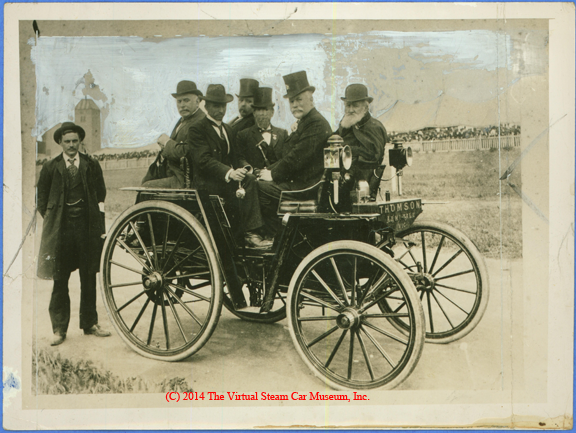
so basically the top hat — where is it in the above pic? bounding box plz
[171,80,203,98]
[236,78,259,98]
[283,71,315,99]
[252,87,275,109]
[54,122,86,143]
[341,84,373,103]
[200,84,234,104]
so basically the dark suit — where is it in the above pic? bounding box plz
[142,108,205,188]
[37,152,106,334]
[229,113,255,139]
[188,116,264,233]
[236,124,288,174]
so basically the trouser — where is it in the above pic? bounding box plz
[257,180,293,236]
[49,208,98,335]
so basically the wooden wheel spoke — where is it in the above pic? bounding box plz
[358,272,391,308]
[162,215,170,262]
[351,257,357,307]
[165,286,202,326]
[356,329,375,380]
[421,232,427,273]
[362,320,408,345]
[428,235,445,275]
[405,243,419,266]
[116,238,152,273]
[147,303,158,346]
[435,269,474,281]
[147,213,159,269]
[356,268,381,305]
[347,329,355,380]
[310,271,346,308]
[116,290,146,313]
[110,260,147,276]
[435,283,477,295]
[330,257,350,306]
[168,283,211,303]
[160,291,171,350]
[393,300,406,313]
[306,326,339,349]
[130,298,151,332]
[426,292,434,333]
[161,227,187,273]
[430,291,455,329]
[363,313,409,318]
[130,221,154,270]
[432,249,463,277]
[325,329,348,369]
[433,288,470,314]
[297,315,337,322]
[300,291,341,312]
[164,246,202,279]
[359,287,398,313]
[359,326,395,368]
[166,271,211,280]
[165,289,188,343]
[110,281,143,289]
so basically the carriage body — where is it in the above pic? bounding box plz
[99,141,489,390]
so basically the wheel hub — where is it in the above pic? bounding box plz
[414,273,435,291]
[336,309,361,330]
[143,272,164,291]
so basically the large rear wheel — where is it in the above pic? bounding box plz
[100,201,223,361]
[287,241,425,390]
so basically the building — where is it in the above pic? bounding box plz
[75,97,101,154]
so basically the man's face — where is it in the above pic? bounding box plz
[254,108,274,129]
[176,93,200,119]
[60,132,81,158]
[345,100,369,117]
[238,97,254,117]
[289,91,314,120]
[205,101,227,122]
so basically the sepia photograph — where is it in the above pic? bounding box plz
[3,2,574,429]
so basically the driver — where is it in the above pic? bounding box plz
[336,84,388,185]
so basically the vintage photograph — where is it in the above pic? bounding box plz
[4,2,574,429]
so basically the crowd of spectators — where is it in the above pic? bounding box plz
[388,124,521,143]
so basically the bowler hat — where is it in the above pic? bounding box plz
[341,84,373,103]
[236,78,259,98]
[283,71,315,99]
[252,87,275,109]
[54,122,86,143]
[172,80,203,98]
[201,84,234,104]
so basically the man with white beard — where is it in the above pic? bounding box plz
[336,84,388,186]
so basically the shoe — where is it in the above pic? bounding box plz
[83,324,111,337]
[245,232,273,249]
[50,333,66,346]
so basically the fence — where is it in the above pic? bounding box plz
[418,135,521,153]
[100,156,156,171]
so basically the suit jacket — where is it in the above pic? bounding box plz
[337,113,388,164]
[229,113,255,139]
[269,108,332,190]
[37,152,106,279]
[236,124,288,172]
[188,117,240,192]
[161,108,206,187]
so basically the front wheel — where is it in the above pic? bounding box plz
[287,241,425,390]
[381,220,489,344]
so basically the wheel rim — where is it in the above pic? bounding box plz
[289,249,421,389]
[102,207,220,358]
[385,226,484,340]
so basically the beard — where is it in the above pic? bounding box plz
[340,110,367,129]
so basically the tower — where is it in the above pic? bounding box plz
[75,97,101,154]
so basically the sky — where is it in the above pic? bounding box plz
[30,28,543,148]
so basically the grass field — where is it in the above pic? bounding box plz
[102,148,523,259]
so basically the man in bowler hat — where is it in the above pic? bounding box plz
[188,84,272,248]
[229,78,259,138]
[336,83,388,187]
[37,122,111,346]
[142,80,205,188]
[236,87,288,177]
[258,71,332,232]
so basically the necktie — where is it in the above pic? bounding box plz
[68,158,78,179]
[258,127,272,134]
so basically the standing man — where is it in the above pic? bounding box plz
[37,122,110,346]
[236,87,288,176]
[258,71,332,229]
[336,83,388,193]
[229,78,259,138]
[188,84,271,248]
[142,80,205,188]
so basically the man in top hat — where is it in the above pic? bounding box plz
[236,87,288,177]
[336,83,388,192]
[142,80,205,188]
[258,71,332,232]
[37,122,111,346]
[187,84,271,248]
[228,78,259,138]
